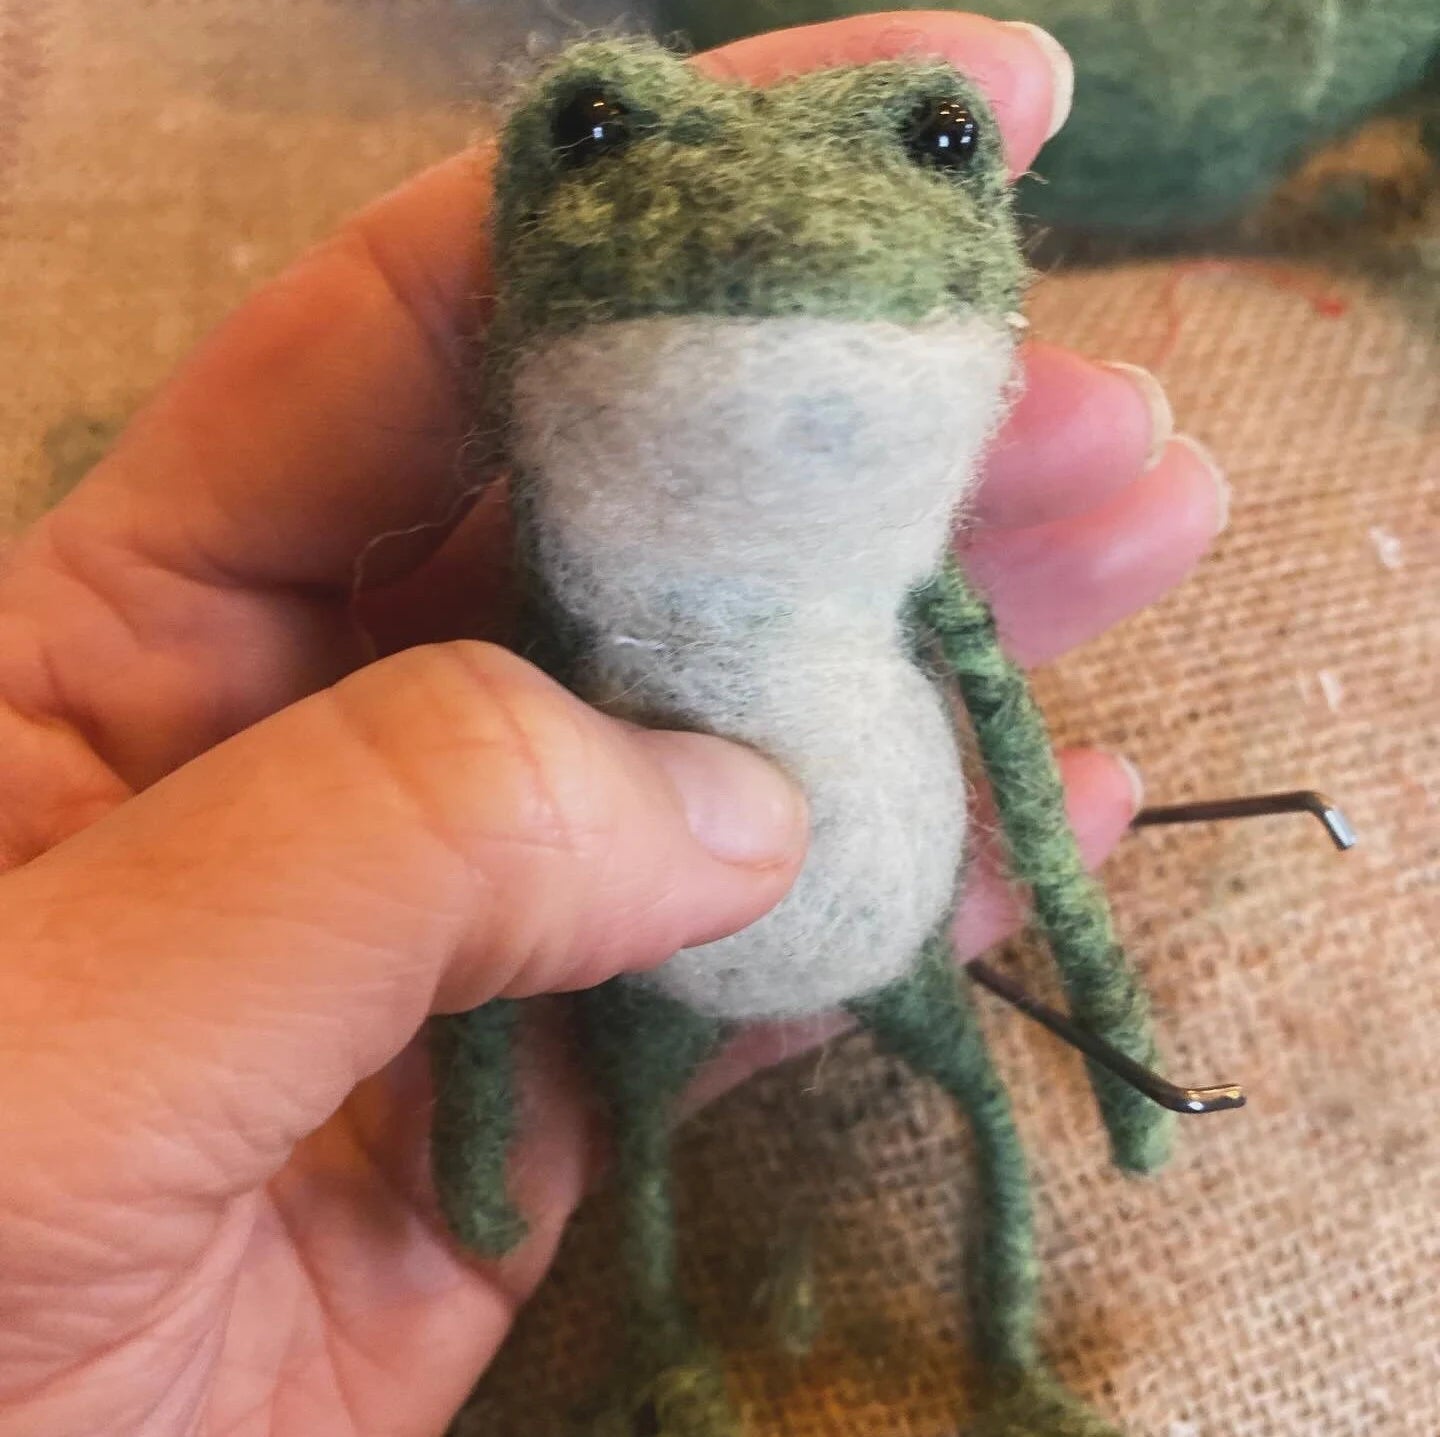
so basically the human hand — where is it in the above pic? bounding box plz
[0,14,1226,1437]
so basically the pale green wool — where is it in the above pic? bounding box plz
[433,39,1175,1437]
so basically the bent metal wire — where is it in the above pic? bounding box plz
[968,789,1355,1115]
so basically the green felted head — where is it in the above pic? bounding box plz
[656,0,1440,235]
[491,39,1024,344]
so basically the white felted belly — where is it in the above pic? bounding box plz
[510,314,1014,1020]
[635,625,964,1018]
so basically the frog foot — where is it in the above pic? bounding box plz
[584,1353,741,1437]
[965,1370,1126,1437]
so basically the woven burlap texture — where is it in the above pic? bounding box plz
[2,4,1436,1435]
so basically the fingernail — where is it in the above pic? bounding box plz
[640,730,807,868]
[1173,433,1231,534]
[1004,21,1074,140]
[1102,361,1173,470]
[1113,754,1146,813]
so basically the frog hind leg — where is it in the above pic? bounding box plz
[430,999,528,1256]
[849,937,1126,1437]
[576,977,740,1437]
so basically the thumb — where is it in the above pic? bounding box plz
[1,641,805,1192]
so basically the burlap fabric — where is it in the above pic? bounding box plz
[2,4,1436,1434]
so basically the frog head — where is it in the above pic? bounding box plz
[490,40,1026,599]
[493,39,1023,332]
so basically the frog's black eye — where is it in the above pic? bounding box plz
[552,88,631,168]
[904,98,981,172]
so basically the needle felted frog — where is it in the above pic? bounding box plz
[432,39,1173,1437]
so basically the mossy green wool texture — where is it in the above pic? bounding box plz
[656,0,1440,234]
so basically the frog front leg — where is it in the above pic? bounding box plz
[914,557,1174,1176]
[576,978,737,1437]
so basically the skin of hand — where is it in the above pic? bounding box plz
[0,14,1227,1437]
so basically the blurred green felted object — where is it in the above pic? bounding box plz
[655,0,1440,235]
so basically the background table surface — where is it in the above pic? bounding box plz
[2,5,1436,1435]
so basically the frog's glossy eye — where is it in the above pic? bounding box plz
[552,88,631,167]
[904,98,981,172]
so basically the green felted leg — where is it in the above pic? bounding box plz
[852,939,1128,1436]
[577,978,738,1437]
[429,1000,527,1256]
[850,936,1038,1372]
[914,559,1174,1176]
